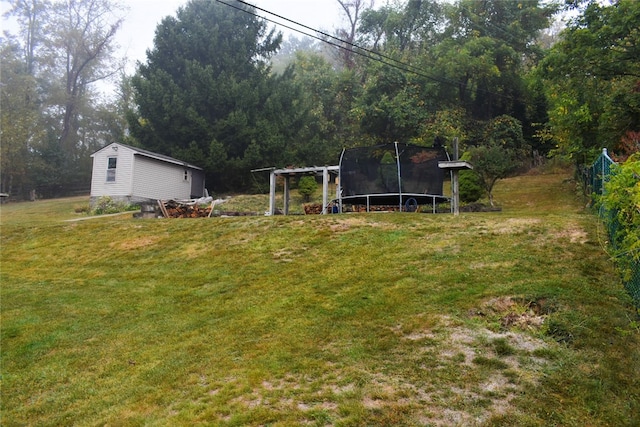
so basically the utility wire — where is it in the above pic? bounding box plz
[216,0,426,80]
[216,0,517,102]
[219,0,444,82]
[231,0,454,84]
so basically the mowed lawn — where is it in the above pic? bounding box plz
[1,171,639,426]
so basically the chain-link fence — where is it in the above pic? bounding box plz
[580,149,640,307]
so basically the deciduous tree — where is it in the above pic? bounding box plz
[2,0,125,198]
[0,39,43,196]
[468,115,526,206]
[47,0,124,157]
[335,0,373,69]
[540,0,640,162]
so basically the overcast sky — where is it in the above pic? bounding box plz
[1,0,351,97]
[118,0,347,72]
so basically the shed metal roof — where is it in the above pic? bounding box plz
[91,143,203,170]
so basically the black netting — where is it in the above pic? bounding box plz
[339,143,449,206]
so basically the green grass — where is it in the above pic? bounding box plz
[218,182,339,215]
[1,171,639,426]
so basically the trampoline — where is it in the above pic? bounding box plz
[338,142,450,213]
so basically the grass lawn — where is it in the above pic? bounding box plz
[1,171,639,426]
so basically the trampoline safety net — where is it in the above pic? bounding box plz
[339,142,449,207]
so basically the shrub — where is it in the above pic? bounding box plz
[92,196,136,215]
[459,152,484,203]
[298,176,317,202]
[600,154,640,264]
[459,170,484,203]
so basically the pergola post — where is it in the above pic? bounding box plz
[451,137,460,216]
[269,170,276,215]
[283,176,290,215]
[335,176,341,213]
[322,167,329,214]
[260,166,339,216]
[451,170,460,215]
[438,138,472,217]
[394,141,403,211]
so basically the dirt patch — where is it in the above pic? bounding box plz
[554,223,589,244]
[472,296,553,331]
[485,218,543,234]
[386,313,552,425]
[207,312,555,425]
[272,247,307,262]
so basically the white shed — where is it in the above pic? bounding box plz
[90,143,206,205]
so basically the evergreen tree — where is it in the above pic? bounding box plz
[129,0,282,192]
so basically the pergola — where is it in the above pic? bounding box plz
[256,141,471,216]
[437,138,473,216]
[262,166,340,215]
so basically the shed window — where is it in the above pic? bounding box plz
[106,157,117,182]
[184,170,189,181]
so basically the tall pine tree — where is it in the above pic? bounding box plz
[129,0,281,191]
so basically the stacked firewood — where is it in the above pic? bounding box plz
[351,205,401,213]
[303,203,324,214]
[158,200,212,218]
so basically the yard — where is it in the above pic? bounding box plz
[1,170,639,426]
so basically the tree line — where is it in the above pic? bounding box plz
[2,0,638,199]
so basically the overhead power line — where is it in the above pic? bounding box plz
[214,0,517,102]
[228,0,467,88]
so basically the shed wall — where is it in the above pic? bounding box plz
[190,169,206,198]
[132,156,193,201]
[90,145,135,199]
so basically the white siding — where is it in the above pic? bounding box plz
[90,144,135,198]
[131,155,192,200]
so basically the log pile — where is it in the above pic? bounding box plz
[366,205,401,212]
[156,199,259,218]
[303,203,324,214]
[349,205,402,213]
[158,200,213,218]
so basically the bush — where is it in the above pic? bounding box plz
[459,170,484,203]
[298,176,317,202]
[92,196,137,215]
[600,154,640,263]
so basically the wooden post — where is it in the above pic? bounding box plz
[438,138,472,217]
[269,170,276,215]
[452,137,459,216]
[157,200,170,218]
[452,170,460,216]
[335,176,341,213]
[394,141,403,211]
[283,175,290,215]
[322,167,329,214]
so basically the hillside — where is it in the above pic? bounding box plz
[1,171,639,426]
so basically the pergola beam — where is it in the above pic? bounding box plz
[266,165,339,215]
